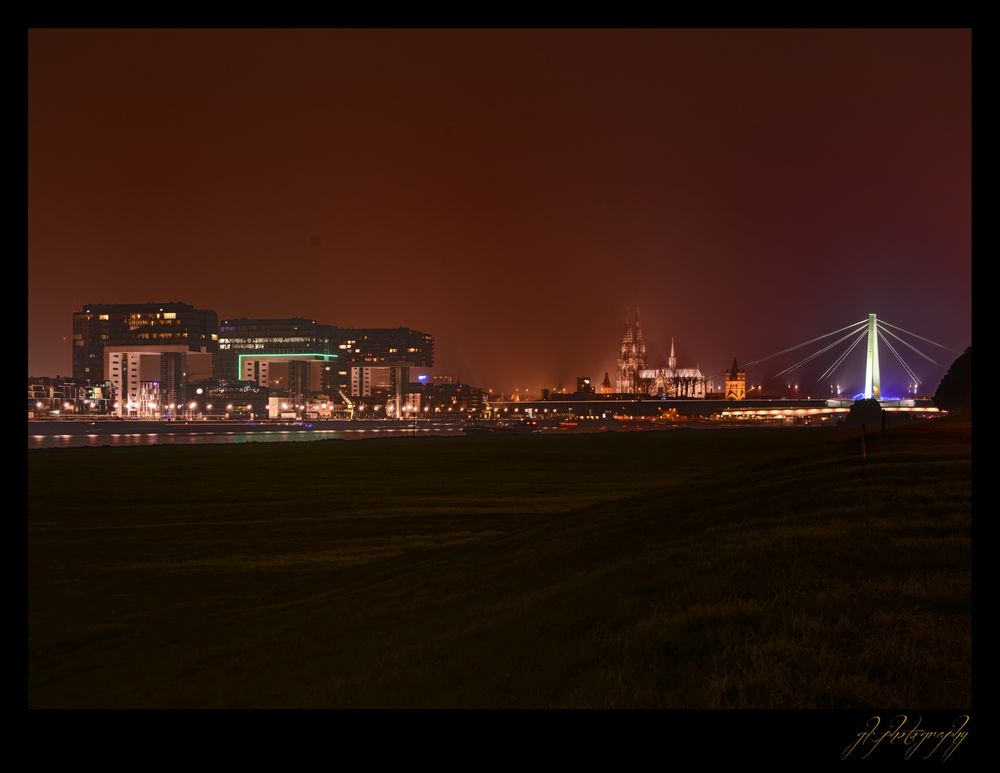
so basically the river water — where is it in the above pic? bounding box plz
[29,425,466,449]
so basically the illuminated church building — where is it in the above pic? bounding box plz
[616,308,648,393]
[616,308,713,398]
[725,357,747,400]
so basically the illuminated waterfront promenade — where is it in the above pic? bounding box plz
[484,397,940,420]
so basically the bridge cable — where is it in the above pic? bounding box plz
[877,319,962,355]
[703,320,868,387]
[877,330,922,386]
[877,324,943,367]
[817,328,869,385]
[740,320,868,371]
[757,327,869,390]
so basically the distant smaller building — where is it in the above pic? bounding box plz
[598,372,613,395]
[433,382,484,413]
[28,376,114,417]
[350,365,395,397]
[724,358,747,401]
[266,395,351,420]
[185,378,270,419]
[136,381,162,418]
[403,392,423,415]
[575,376,595,399]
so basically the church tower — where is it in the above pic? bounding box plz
[725,357,747,400]
[633,308,648,388]
[616,307,648,393]
[616,308,633,393]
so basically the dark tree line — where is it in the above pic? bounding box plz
[934,347,971,414]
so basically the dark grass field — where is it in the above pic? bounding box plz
[28,422,971,708]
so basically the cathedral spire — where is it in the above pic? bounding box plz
[668,337,677,370]
[618,305,649,394]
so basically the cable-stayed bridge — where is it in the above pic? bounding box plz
[486,313,960,422]
[740,313,961,401]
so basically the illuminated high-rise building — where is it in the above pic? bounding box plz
[214,318,333,382]
[72,301,219,382]
[72,302,218,414]
[216,318,434,410]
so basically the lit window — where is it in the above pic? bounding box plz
[98,314,109,321]
[163,312,177,320]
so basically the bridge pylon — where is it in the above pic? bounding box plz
[863,312,881,400]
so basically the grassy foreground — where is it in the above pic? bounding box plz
[28,423,971,708]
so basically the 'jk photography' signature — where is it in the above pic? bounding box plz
[842,714,970,761]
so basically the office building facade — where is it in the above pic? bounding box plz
[72,302,219,382]
[216,318,434,405]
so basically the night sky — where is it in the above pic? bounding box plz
[28,29,970,395]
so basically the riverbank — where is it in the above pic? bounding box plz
[28,422,971,707]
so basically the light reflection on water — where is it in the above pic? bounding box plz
[29,427,464,449]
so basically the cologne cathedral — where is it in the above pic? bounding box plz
[616,308,713,397]
[616,308,648,393]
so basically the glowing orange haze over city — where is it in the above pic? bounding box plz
[29,29,970,393]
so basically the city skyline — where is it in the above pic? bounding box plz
[29,29,970,392]
[27,26,974,719]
